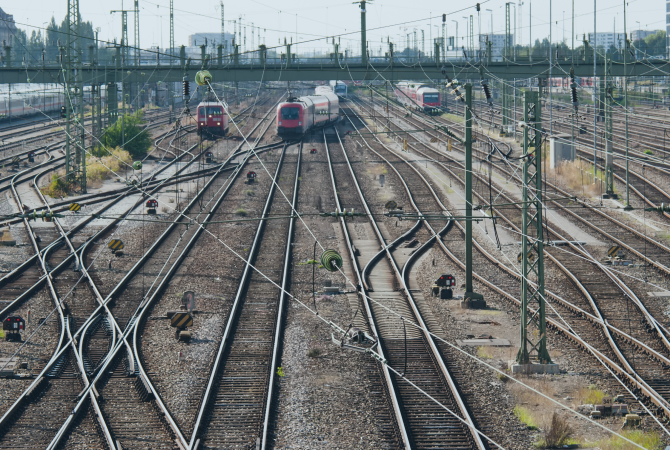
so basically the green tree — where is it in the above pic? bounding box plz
[99,112,152,157]
[637,30,667,56]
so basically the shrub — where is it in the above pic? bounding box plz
[98,111,153,157]
[244,189,255,196]
[307,348,322,358]
[497,372,510,383]
[235,208,247,216]
[644,149,654,156]
[537,413,573,449]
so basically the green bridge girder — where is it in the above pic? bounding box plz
[1,59,669,85]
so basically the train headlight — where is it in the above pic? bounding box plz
[217,122,220,125]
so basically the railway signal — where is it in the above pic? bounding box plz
[146,199,158,215]
[3,316,25,341]
[246,171,257,184]
[205,151,214,163]
[27,152,35,163]
[182,291,195,312]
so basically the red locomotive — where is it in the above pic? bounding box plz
[276,91,339,138]
[197,101,229,137]
[395,82,441,113]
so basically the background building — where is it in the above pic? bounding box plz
[188,32,234,49]
[479,34,514,59]
[0,8,18,46]
[588,32,627,49]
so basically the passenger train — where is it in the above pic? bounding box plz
[329,80,348,98]
[276,89,339,138]
[394,82,441,112]
[197,101,229,137]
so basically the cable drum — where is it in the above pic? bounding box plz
[195,70,213,87]
[320,249,343,272]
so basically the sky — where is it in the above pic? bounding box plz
[5,0,666,54]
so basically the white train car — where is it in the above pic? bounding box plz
[329,80,347,98]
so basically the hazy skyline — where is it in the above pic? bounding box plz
[5,0,664,54]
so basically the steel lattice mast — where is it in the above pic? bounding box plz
[65,0,86,193]
[516,90,552,365]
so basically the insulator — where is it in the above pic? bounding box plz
[570,79,579,109]
[183,78,190,98]
[481,81,492,105]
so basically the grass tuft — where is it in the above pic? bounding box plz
[307,348,322,358]
[592,430,662,450]
[514,405,538,430]
[235,208,248,216]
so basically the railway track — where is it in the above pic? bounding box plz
[349,94,670,422]
[189,140,298,449]
[324,121,486,449]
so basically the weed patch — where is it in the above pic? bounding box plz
[514,405,538,430]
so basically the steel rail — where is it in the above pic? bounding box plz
[260,141,302,450]
[47,101,280,449]
[338,112,485,450]
[188,140,289,449]
[352,96,670,419]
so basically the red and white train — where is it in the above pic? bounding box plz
[197,101,229,137]
[547,77,599,88]
[394,82,441,112]
[276,90,339,138]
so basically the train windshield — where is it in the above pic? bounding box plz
[335,85,346,93]
[423,93,439,103]
[281,107,300,120]
[207,107,223,116]
[198,107,205,116]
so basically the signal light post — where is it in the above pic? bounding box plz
[463,83,485,309]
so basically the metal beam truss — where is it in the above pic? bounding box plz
[65,0,86,193]
[0,58,666,85]
[516,90,552,365]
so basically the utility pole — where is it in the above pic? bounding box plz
[169,0,175,123]
[604,54,616,199]
[623,1,631,209]
[528,1,533,61]
[355,0,369,66]
[442,15,446,62]
[224,2,228,53]
[515,90,555,371]
[65,0,86,193]
[134,0,140,110]
[469,15,474,58]
[464,83,485,308]
[593,0,597,175]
